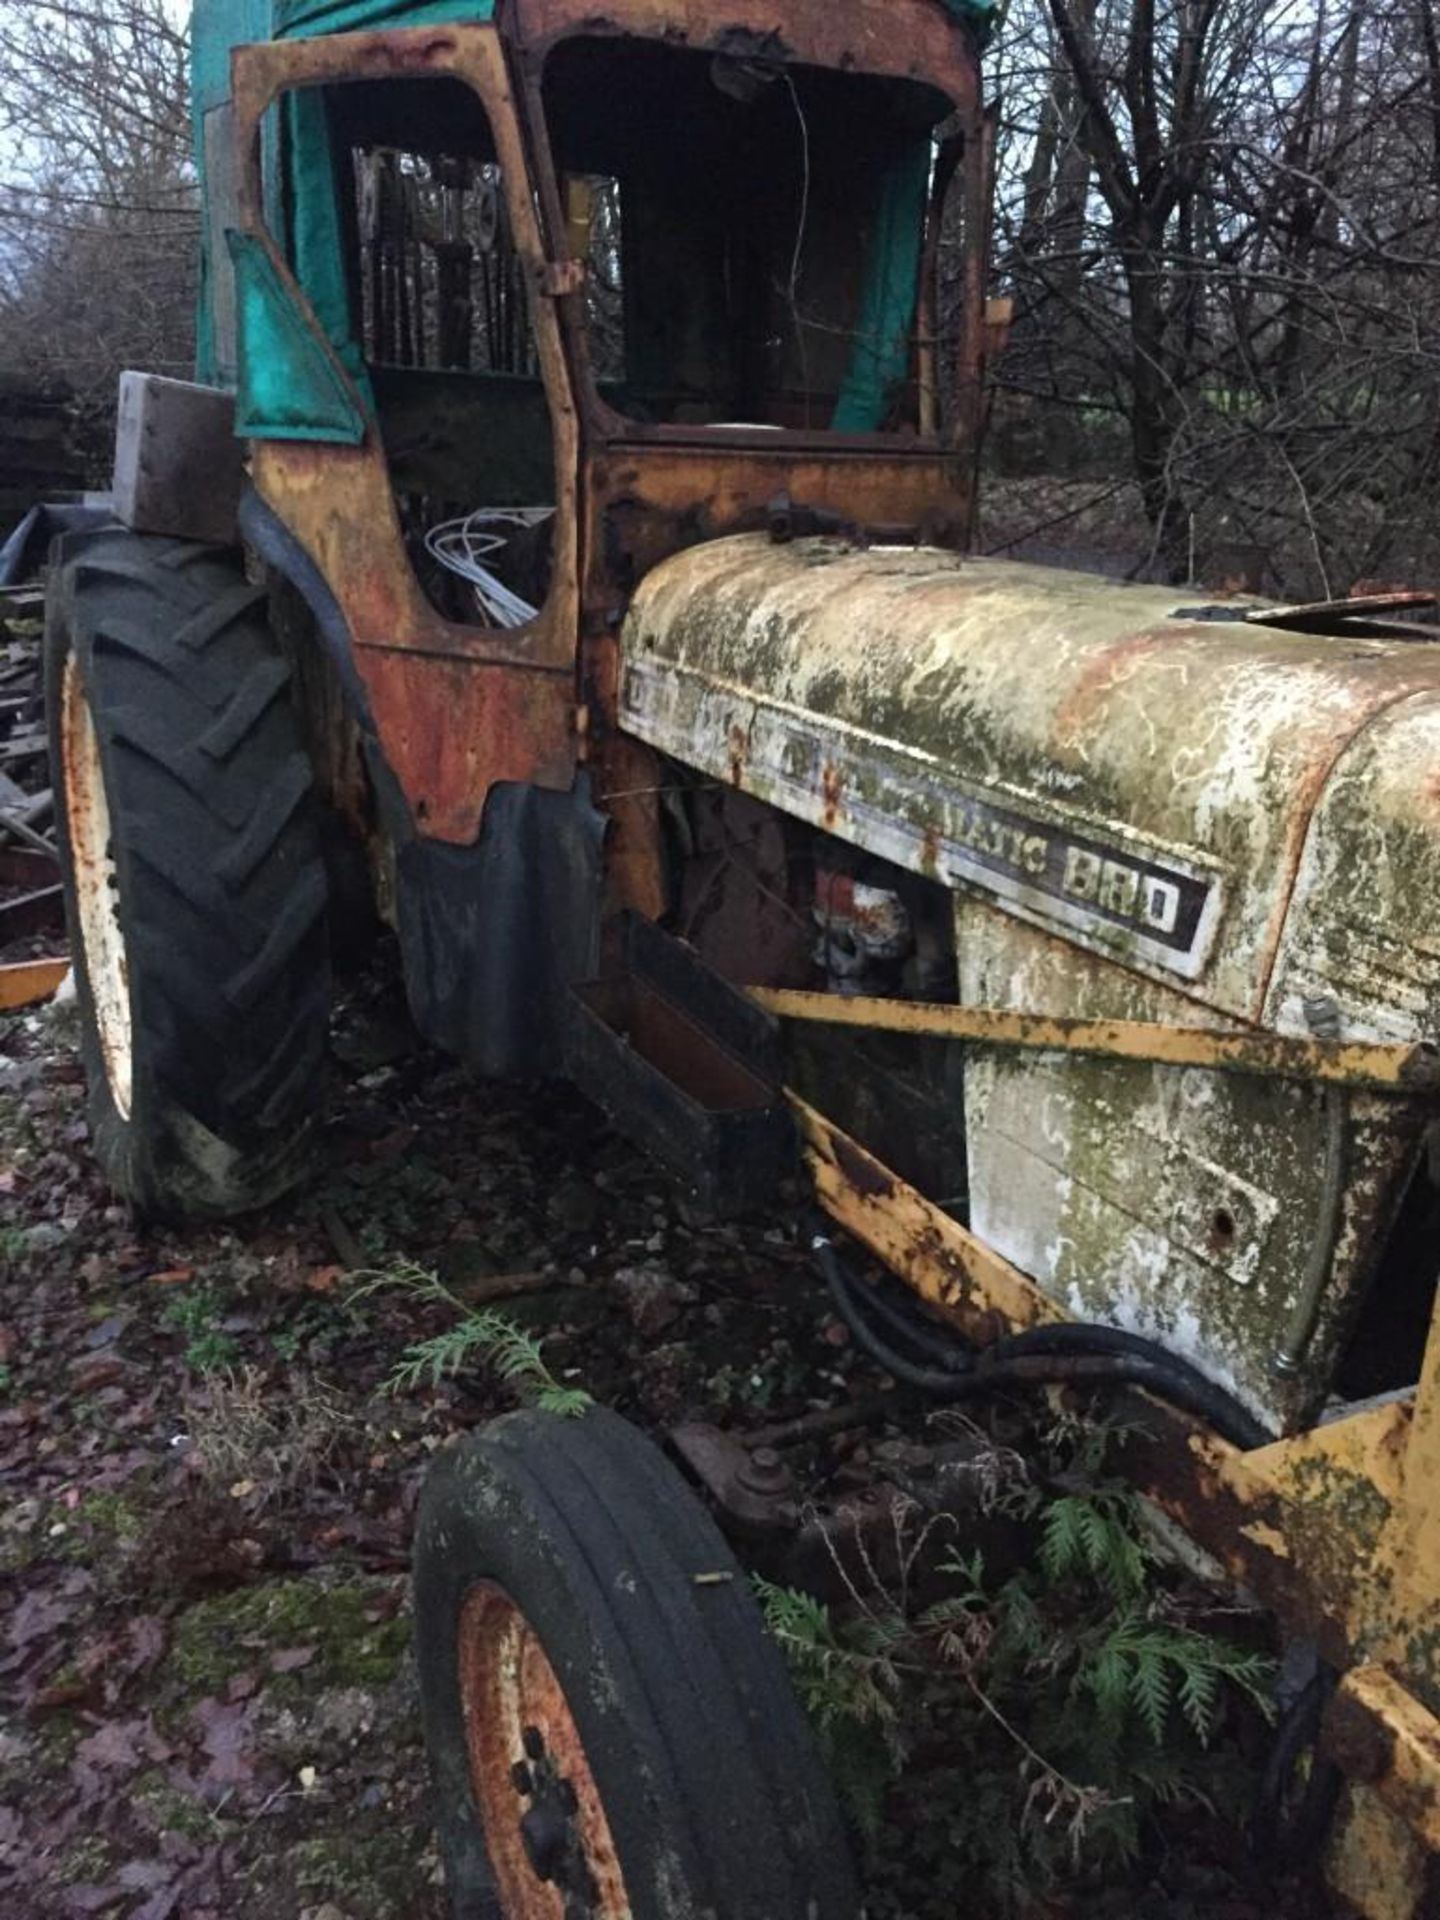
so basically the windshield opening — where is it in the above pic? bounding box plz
[541,36,955,435]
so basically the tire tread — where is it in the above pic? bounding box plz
[46,528,331,1216]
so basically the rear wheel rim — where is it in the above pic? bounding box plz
[457,1581,631,1919]
[59,654,133,1118]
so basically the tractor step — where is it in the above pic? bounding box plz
[564,911,791,1216]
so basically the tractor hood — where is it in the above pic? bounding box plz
[619,534,1440,1041]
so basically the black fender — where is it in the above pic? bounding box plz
[239,484,604,1077]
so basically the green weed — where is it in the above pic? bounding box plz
[759,1422,1275,1899]
[159,1286,240,1374]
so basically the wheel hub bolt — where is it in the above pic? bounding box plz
[737,1445,792,1494]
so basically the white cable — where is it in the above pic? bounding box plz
[423,507,554,627]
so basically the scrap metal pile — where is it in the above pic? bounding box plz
[0,586,67,1008]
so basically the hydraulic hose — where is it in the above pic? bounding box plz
[1249,1665,1343,1865]
[810,1226,1269,1452]
[834,1256,971,1372]
[986,1321,1270,1444]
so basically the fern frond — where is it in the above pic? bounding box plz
[1126,1641,1172,1746]
[386,1316,500,1391]
[382,1294,593,1417]
[1203,1641,1277,1720]
[754,1578,904,1729]
[1176,1650,1221,1742]
[1082,1639,1133,1745]
[348,1256,453,1307]
[1039,1494,1089,1584]
[538,1383,597,1418]
[936,1547,987,1595]
[916,1593,985,1632]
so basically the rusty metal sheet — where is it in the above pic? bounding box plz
[962,1014,1424,1432]
[512,0,979,105]
[1325,1668,1440,1853]
[929,888,1431,1436]
[1266,696,1440,1046]
[1371,1282,1440,1691]
[1325,1783,1439,1920]
[587,453,969,633]
[353,649,576,844]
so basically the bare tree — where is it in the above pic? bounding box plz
[0,0,195,448]
[984,0,1440,592]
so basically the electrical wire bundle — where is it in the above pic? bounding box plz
[424,506,554,627]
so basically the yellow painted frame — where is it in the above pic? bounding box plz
[793,1091,1440,1917]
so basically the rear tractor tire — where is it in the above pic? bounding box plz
[45,530,331,1218]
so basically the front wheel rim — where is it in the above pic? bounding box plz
[457,1581,632,1919]
[59,653,133,1118]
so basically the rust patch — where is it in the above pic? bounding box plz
[910,1219,983,1315]
[728,720,750,787]
[820,760,843,830]
[353,649,575,842]
[1122,1415,1352,1667]
[831,1130,895,1200]
[1051,624,1169,752]
[1326,1688,1397,1785]
[458,1581,630,1918]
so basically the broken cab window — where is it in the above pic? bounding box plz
[542,37,956,436]
[280,75,558,628]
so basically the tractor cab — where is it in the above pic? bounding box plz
[198,0,992,711]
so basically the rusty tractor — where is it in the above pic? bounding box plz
[32,0,1440,1911]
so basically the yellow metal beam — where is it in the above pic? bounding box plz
[1326,1667,1440,1854]
[1372,1280,1440,1676]
[752,987,1440,1092]
[792,1090,1064,1338]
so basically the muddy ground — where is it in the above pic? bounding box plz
[0,938,1346,1920]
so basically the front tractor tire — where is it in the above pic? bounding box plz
[46,531,331,1218]
[414,1406,861,1920]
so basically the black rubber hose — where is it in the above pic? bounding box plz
[813,1229,977,1394]
[988,1323,1271,1449]
[810,1228,1269,1452]
[980,1349,1269,1450]
[837,1262,971,1372]
[1249,1666,1343,1867]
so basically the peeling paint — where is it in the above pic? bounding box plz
[623,535,1440,1435]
